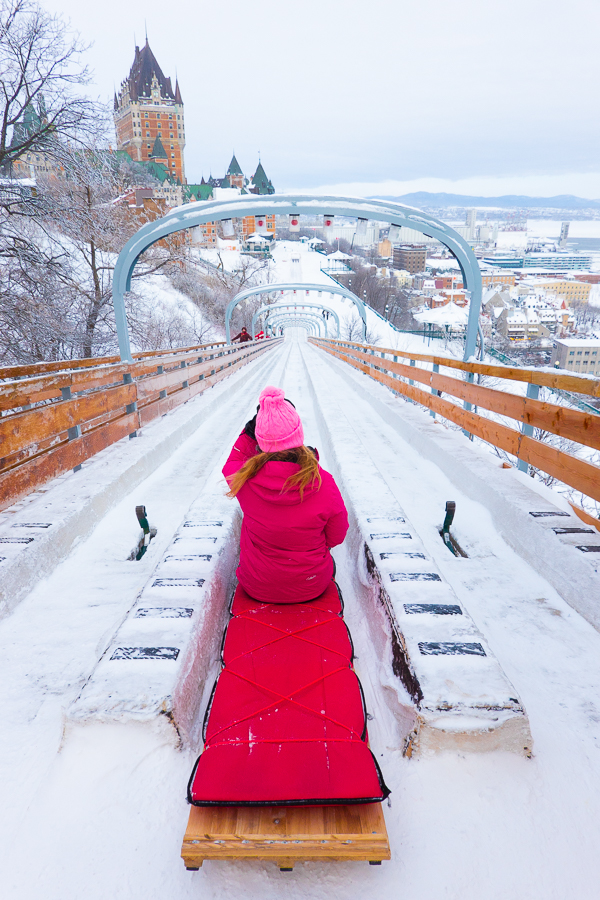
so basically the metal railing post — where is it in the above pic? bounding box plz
[123,372,138,438]
[430,363,439,418]
[517,383,540,473]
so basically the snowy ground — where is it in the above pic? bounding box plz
[1,335,600,899]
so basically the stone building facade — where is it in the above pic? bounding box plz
[114,40,186,184]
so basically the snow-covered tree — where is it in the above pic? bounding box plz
[0,0,99,180]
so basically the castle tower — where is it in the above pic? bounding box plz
[226,154,244,189]
[114,39,186,184]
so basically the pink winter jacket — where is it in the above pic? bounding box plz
[223,432,349,603]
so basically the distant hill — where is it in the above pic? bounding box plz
[371,192,600,210]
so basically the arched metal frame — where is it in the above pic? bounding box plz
[226,282,364,344]
[112,194,481,362]
[268,318,319,337]
[272,320,319,337]
[267,311,325,336]
[267,315,322,336]
[272,321,318,336]
[252,302,340,338]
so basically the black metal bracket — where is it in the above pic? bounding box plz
[133,505,156,560]
[441,500,460,557]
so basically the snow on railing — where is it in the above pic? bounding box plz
[309,337,600,511]
[0,338,282,512]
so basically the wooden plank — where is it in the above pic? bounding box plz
[137,346,273,424]
[0,354,123,380]
[329,344,600,451]
[569,503,600,533]
[0,341,229,381]
[0,339,280,509]
[1,404,129,472]
[338,345,600,451]
[316,341,600,503]
[519,435,600,503]
[311,338,600,398]
[0,365,129,412]
[0,340,277,412]
[0,412,137,512]
[181,803,390,868]
[0,383,136,459]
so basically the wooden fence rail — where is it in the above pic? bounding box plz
[0,338,282,512]
[309,337,600,505]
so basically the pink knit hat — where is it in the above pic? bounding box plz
[255,386,304,452]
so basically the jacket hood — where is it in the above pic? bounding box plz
[245,461,320,506]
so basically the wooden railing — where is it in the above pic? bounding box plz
[309,337,600,506]
[0,339,282,512]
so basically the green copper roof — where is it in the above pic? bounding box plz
[227,154,243,176]
[185,183,213,201]
[150,136,167,160]
[251,161,275,194]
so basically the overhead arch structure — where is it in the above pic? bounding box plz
[226,282,364,344]
[113,194,482,362]
[266,312,325,336]
[269,320,320,337]
[252,302,340,338]
[270,322,318,337]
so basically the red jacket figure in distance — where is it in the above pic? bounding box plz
[232,326,252,343]
[223,386,348,603]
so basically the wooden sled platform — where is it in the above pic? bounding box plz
[181,803,391,870]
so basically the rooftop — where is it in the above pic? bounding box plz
[123,39,176,103]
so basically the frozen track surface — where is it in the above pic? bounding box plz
[2,334,600,899]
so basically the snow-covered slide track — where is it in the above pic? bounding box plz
[3,334,600,898]
[297,341,532,755]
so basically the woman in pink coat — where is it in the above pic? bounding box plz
[223,386,348,604]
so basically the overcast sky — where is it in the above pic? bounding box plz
[44,0,600,198]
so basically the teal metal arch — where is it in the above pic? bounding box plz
[270,319,320,337]
[252,302,340,338]
[267,315,323,337]
[268,319,319,337]
[112,194,482,362]
[267,311,325,336]
[270,321,318,337]
[225,282,364,343]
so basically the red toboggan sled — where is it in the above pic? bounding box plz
[181,582,390,870]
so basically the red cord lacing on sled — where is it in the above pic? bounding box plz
[188,583,389,805]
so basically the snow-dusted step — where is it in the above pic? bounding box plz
[359,513,531,755]
[527,508,600,555]
[68,484,240,744]
[302,344,532,756]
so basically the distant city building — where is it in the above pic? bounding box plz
[551,338,600,375]
[559,221,570,248]
[482,252,592,271]
[480,272,516,287]
[114,39,186,184]
[185,157,277,247]
[7,103,65,180]
[518,278,592,303]
[393,245,427,274]
[465,208,477,241]
[496,308,541,341]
